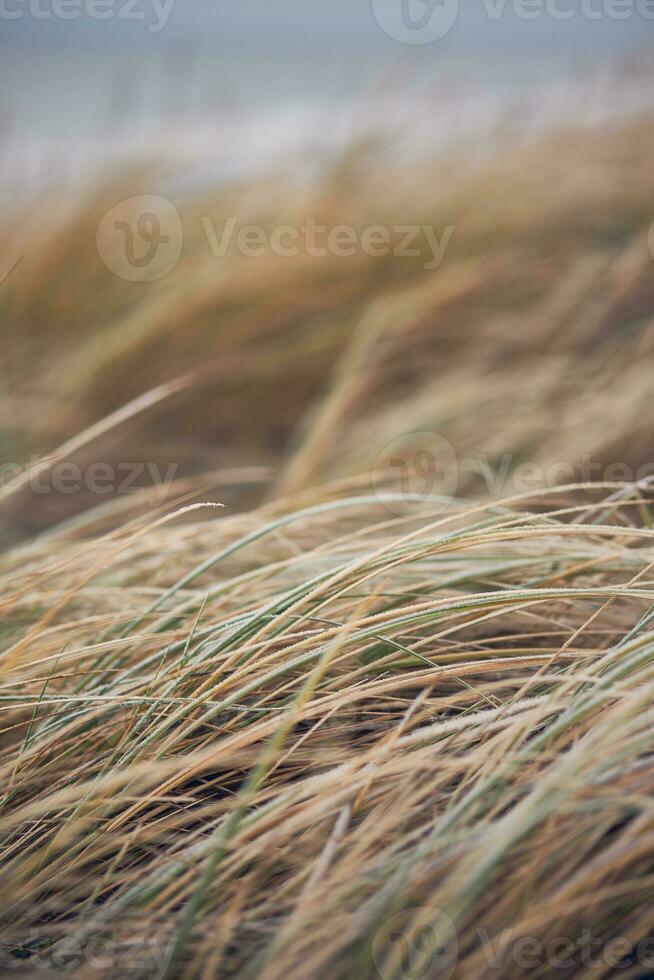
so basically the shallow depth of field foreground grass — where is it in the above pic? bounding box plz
[2,480,654,977]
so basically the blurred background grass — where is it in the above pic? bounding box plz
[1,4,654,538]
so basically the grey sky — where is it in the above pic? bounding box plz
[2,0,652,57]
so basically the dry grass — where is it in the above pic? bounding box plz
[2,106,654,977]
[2,484,654,977]
[2,112,654,531]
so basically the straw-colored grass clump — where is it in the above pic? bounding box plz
[2,482,654,977]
